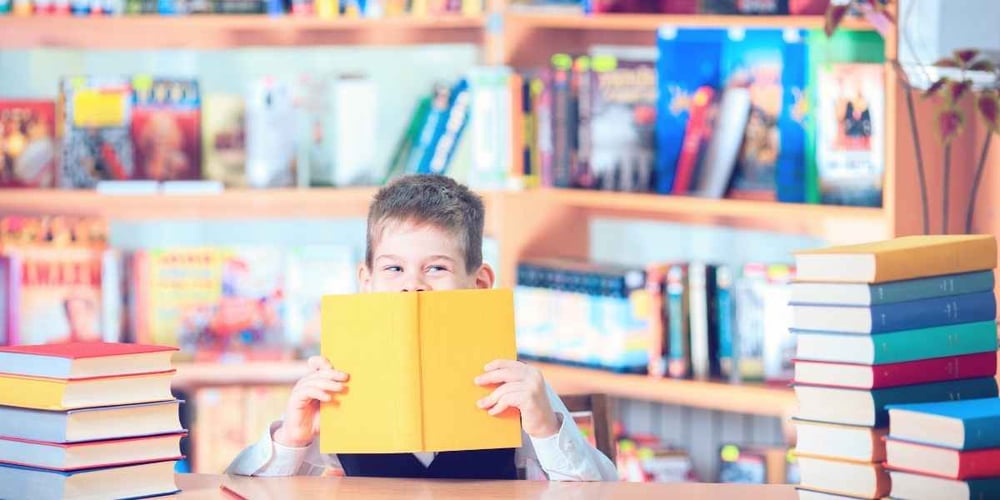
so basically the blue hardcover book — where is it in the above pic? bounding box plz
[790,290,997,334]
[406,83,452,175]
[790,270,995,306]
[887,398,1000,450]
[795,377,999,427]
[0,460,179,500]
[655,27,724,194]
[427,78,471,175]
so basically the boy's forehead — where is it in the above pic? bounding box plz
[371,217,465,253]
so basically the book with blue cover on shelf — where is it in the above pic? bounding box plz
[0,459,179,500]
[789,270,995,306]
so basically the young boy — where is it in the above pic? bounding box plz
[227,175,618,481]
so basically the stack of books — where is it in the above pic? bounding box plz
[0,342,185,500]
[884,398,1000,499]
[787,234,1000,499]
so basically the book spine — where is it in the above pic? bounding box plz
[873,237,997,284]
[871,377,999,427]
[715,265,734,381]
[870,271,996,305]
[870,321,999,365]
[869,291,997,334]
[550,55,572,188]
[572,56,593,189]
[667,264,691,379]
[688,263,710,380]
[870,352,997,389]
[964,415,1000,450]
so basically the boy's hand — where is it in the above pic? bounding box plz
[474,360,560,439]
[274,356,349,448]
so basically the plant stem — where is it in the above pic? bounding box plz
[966,133,994,233]
[943,143,952,234]
[904,85,930,234]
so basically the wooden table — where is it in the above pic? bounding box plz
[175,473,798,499]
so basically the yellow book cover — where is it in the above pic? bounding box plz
[793,234,997,283]
[319,288,522,454]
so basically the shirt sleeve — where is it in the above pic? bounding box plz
[518,382,619,481]
[225,420,341,477]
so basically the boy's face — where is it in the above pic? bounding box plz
[360,219,494,293]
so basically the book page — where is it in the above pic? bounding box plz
[320,292,422,453]
[418,289,522,452]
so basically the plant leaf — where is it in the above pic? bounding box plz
[948,80,972,103]
[954,49,979,65]
[969,59,997,73]
[938,107,965,144]
[825,5,849,37]
[933,57,961,69]
[923,77,950,98]
[978,91,1000,133]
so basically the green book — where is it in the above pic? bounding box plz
[794,320,998,365]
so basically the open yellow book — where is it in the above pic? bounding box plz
[319,288,522,454]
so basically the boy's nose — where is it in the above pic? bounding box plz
[401,276,429,292]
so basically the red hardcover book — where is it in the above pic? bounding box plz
[0,342,177,379]
[0,100,57,188]
[671,86,716,195]
[886,439,1000,480]
[793,352,997,390]
[0,432,186,471]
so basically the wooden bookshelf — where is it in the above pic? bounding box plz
[532,188,888,244]
[0,187,379,220]
[505,11,874,32]
[171,360,796,418]
[0,15,485,49]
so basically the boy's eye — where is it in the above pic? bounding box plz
[426,265,449,273]
[383,265,403,273]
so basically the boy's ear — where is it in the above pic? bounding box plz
[474,263,495,289]
[357,263,372,292]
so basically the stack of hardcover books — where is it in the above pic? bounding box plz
[788,235,999,499]
[0,343,185,499]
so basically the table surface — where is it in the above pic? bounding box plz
[175,473,799,499]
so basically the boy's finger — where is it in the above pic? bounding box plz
[484,359,522,372]
[474,368,521,386]
[313,369,350,382]
[307,356,332,370]
[488,396,518,416]
[477,381,524,409]
[307,380,345,393]
[300,387,332,403]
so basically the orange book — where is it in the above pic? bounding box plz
[793,234,997,283]
[319,289,522,454]
[0,371,175,411]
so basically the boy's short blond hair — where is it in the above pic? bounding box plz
[366,175,484,273]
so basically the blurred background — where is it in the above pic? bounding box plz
[0,0,998,486]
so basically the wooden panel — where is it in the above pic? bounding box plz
[0,16,485,49]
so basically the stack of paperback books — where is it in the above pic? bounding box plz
[0,343,185,499]
[788,234,999,498]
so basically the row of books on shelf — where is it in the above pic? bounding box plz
[788,233,1000,499]
[512,29,885,206]
[0,342,184,499]
[0,0,482,16]
[2,25,885,207]
[516,257,798,383]
[511,0,830,16]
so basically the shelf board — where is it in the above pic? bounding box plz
[505,11,875,32]
[0,187,379,220]
[531,188,888,244]
[0,15,485,49]
[171,360,797,418]
[535,362,796,418]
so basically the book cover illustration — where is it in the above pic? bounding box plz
[0,100,57,188]
[131,76,201,181]
[816,63,884,207]
[201,93,247,188]
[141,247,287,360]
[59,76,136,188]
[588,46,658,192]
